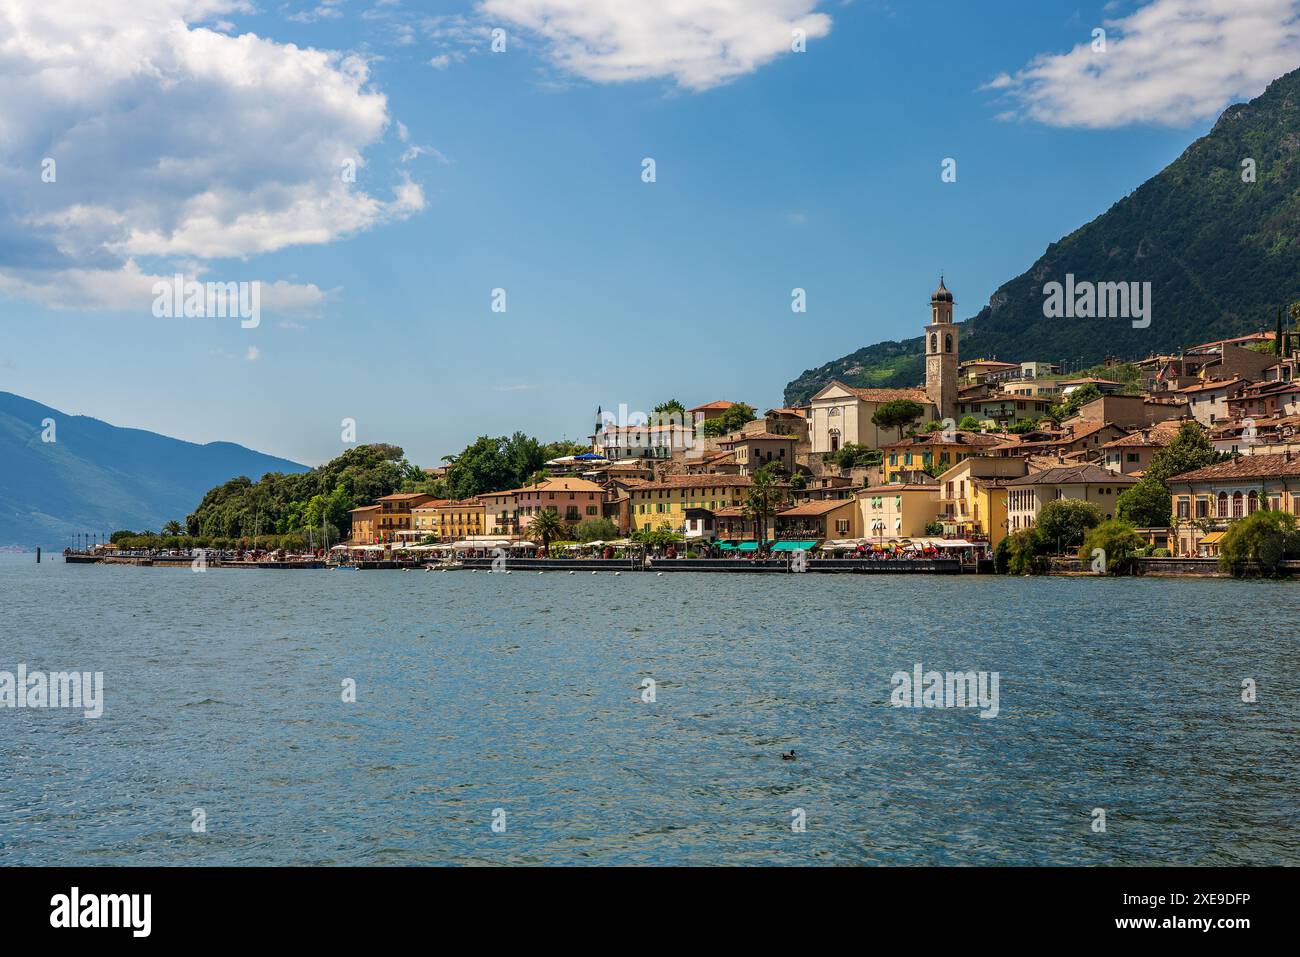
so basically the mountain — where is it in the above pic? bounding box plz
[784,67,1300,406]
[0,391,307,548]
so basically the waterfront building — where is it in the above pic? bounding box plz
[516,477,607,529]
[933,456,1029,547]
[622,475,756,535]
[1004,464,1138,533]
[373,492,438,542]
[857,484,941,542]
[480,489,521,538]
[411,499,452,540]
[1168,451,1300,557]
[349,504,381,544]
[774,499,860,542]
[426,498,486,541]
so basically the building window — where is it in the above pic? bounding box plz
[1232,492,1243,518]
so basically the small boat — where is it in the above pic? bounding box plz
[424,559,463,571]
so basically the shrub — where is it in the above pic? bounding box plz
[1217,509,1300,577]
[1004,528,1048,575]
[1078,520,1146,575]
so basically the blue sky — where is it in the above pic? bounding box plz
[2,0,1298,467]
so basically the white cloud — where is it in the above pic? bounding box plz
[991,0,1300,127]
[0,0,422,313]
[477,0,832,90]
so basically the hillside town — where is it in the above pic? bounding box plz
[341,280,1300,568]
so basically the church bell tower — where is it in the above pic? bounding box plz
[925,277,959,422]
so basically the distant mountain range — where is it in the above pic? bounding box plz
[784,66,1300,406]
[0,391,307,548]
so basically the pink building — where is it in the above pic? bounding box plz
[515,477,607,530]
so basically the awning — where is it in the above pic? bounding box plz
[718,542,737,551]
[1199,531,1226,545]
[937,540,975,548]
[771,541,817,552]
[737,542,759,552]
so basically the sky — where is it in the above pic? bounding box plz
[2,0,1300,467]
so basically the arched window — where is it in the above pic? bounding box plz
[930,333,938,353]
[945,334,953,353]
[1232,492,1243,518]
[1247,490,1259,514]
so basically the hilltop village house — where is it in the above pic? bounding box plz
[341,279,1300,563]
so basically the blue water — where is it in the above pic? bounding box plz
[0,553,1296,865]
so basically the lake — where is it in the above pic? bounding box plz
[1,553,1296,865]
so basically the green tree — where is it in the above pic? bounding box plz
[162,520,184,536]
[1050,383,1102,422]
[957,415,983,431]
[834,443,883,470]
[871,399,926,441]
[1218,508,1300,576]
[1117,475,1173,527]
[701,402,757,437]
[1036,499,1102,551]
[652,399,686,418]
[528,508,566,551]
[634,522,683,550]
[1146,422,1224,485]
[743,465,787,552]
[1003,528,1048,575]
[1079,520,1147,575]
[574,517,618,542]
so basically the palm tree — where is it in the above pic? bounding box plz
[162,520,183,537]
[528,507,566,553]
[743,466,787,554]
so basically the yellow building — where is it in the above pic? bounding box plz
[881,431,1004,483]
[413,498,485,541]
[622,475,756,534]
[857,484,940,541]
[933,456,1028,548]
[349,504,381,544]
[1169,452,1300,556]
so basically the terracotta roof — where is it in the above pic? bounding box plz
[376,492,436,502]
[1007,464,1138,486]
[778,499,855,517]
[349,504,382,513]
[823,381,931,404]
[518,477,605,493]
[1100,421,1182,448]
[713,506,747,517]
[1177,378,1243,395]
[766,407,808,418]
[687,400,737,412]
[411,499,456,511]
[1169,452,1300,484]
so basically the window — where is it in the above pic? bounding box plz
[1217,492,1228,518]
[1232,492,1243,518]
[1177,498,1190,519]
